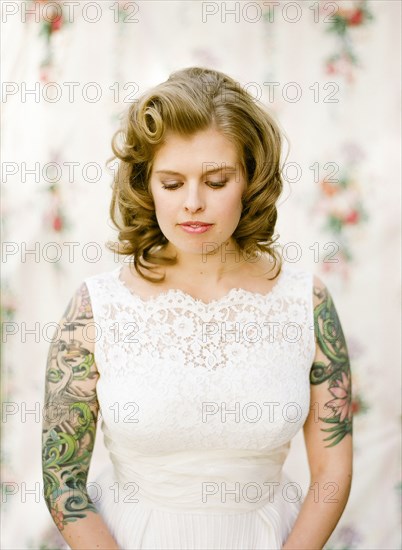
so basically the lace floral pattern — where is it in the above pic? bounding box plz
[84,264,316,454]
[88,265,314,371]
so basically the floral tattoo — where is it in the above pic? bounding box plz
[311,283,353,447]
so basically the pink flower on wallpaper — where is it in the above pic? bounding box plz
[326,371,352,422]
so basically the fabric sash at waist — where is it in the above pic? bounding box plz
[105,443,291,513]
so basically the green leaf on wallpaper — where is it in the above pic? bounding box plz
[39,22,52,42]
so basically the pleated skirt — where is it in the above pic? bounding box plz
[92,464,302,550]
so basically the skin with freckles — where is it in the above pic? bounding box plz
[149,127,247,275]
[120,126,283,299]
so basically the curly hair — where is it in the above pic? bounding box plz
[105,66,287,283]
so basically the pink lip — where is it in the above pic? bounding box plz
[179,222,212,226]
[179,224,213,234]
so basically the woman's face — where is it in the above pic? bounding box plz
[149,127,247,258]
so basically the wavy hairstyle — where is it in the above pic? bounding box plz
[105,66,287,283]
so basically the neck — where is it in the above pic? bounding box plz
[160,242,257,284]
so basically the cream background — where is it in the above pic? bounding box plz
[1,1,401,548]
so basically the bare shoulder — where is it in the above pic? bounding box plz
[312,273,330,308]
[44,278,99,405]
[63,280,97,349]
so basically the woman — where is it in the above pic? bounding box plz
[42,67,353,550]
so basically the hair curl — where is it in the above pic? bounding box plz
[105,66,288,283]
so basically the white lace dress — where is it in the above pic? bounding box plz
[84,262,316,550]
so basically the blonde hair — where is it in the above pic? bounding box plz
[105,66,286,283]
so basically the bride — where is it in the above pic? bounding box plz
[41,66,353,550]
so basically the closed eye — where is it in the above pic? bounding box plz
[161,181,228,190]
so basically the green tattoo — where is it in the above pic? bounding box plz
[311,284,353,447]
[42,283,99,530]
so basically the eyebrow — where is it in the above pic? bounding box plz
[155,166,237,176]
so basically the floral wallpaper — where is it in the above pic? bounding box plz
[1,1,400,548]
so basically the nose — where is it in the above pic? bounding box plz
[183,184,206,213]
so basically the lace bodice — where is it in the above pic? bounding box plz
[84,261,316,528]
[84,263,316,460]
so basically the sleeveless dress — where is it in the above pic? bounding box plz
[84,262,316,550]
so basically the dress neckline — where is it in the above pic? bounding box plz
[112,262,288,307]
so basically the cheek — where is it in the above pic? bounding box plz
[154,194,176,224]
[222,190,244,216]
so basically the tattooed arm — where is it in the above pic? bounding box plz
[282,275,353,550]
[42,282,119,550]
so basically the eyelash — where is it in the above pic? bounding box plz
[161,180,228,190]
